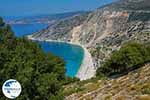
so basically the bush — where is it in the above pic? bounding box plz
[63,77,80,85]
[0,17,66,100]
[0,17,5,26]
[97,42,150,76]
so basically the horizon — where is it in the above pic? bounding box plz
[0,0,114,17]
[2,11,87,18]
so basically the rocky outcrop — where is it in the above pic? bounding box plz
[32,12,89,41]
[31,0,150,78]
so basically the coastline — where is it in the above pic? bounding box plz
[76,46,96,80]
[27,35,96,80]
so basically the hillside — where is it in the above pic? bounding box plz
[65,64,150,100]
[0,18,67,99]
[31,12,89,40]
[30,0,150,81]
[31,0,150,67]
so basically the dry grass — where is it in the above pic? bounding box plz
[65,64,150,100]
[136,95,150,100]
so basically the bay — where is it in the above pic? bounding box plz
[10,23,84,77]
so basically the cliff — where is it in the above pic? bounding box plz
[31,0,150,78]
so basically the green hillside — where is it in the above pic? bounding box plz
[0,17,67,100]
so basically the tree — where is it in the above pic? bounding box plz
[97,42,150,76]
[0,17,5,26]
[0,18,66,100]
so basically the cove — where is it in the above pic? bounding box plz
[10,23,84,77]
[38,41,84,77]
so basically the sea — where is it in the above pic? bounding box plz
[10,23,84,77]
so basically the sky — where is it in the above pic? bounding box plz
[0,0,114,17]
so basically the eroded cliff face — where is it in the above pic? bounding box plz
[71,11,130,45]
[31,13,89,41]
[70,10,150,67]
[32,0,150,69]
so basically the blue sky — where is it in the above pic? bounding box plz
[0,0,114,16]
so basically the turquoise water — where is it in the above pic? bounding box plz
[11,23,84,77]
[38,41,84,77]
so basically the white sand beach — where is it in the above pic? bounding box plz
[76,46,96,80]
[27,35,96,80]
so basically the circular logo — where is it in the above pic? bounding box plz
[2,79,21,99]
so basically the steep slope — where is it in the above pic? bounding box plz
[65,64,150,100]
[31,0,150,78]
[70,0,150,67]
[31,12,89,40]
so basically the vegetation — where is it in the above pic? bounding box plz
[65,64,150,99]
[0,18,68,100]
[63,76,106,96]
[0,17,5,26]
[97,42,150,76]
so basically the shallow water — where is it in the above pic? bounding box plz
[11,23,84,77]
[38,41,84,77]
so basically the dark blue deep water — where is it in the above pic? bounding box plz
[11,23,84,77]
[11,23,48,37]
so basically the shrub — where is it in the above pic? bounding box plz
[0,17,66,100]
[97,42,150,76]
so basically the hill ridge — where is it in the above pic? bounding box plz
[30,0,150,80]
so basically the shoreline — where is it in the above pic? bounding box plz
[27,35,96,80]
